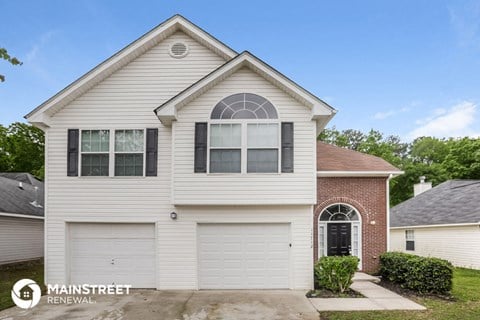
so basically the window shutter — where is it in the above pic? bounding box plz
[145,128,158,176]
[194,123,208,173]
[67,129,79,176]
[281,122,294,173]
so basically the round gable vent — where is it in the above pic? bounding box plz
[169,42,189,58]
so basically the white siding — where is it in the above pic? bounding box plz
[157,205,313,290]
[390,226,480,269]
[44,31,225,285]
[173,68,317,205]
[0,216,44,264]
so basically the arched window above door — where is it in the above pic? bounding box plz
[319,204,359,221]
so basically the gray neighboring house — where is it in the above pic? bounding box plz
[390,179,480,269]
[0,172,44,265]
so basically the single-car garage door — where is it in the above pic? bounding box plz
[69,223,155,288]
[198,223,290,289]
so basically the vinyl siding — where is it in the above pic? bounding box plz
[390,226,480,269]
[173,68,317,205]
[157,205,313,290]
[0,216,44,264]
[44,31,225,285]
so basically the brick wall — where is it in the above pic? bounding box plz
[314,177,388,273]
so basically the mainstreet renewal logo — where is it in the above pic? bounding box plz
[11,279,41,309]
[12,280,132,308]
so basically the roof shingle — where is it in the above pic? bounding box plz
[0,173,44,217]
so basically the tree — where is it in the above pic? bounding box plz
[1,48,23,82]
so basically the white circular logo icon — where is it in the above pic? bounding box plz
[11,279,41,309]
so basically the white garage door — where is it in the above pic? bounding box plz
[198,223,290,289]
[69,223,155,288]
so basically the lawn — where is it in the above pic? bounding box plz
[0,259,44,311]
[320,268,480,320]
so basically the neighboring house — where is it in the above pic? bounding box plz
[0,172,44,265]
[390,179,480,270]
[25,15,400,290]
[315,142,402,273]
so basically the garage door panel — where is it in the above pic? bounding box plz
[198,223,290,289]
[69,223,155,288]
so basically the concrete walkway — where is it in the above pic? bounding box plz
[309,273,426,311]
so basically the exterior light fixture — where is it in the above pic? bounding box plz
[170,212,177,220]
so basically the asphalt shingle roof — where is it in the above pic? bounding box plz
[390,180,480,227]
[0,173,44,217]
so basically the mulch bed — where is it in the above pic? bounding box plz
[306,288,364,298]
[377,279,455,301]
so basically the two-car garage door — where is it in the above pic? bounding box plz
[197,223,290,289]
[69,223,155,288]
[69,222,290,289]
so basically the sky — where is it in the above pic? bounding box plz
[1,0,479,141]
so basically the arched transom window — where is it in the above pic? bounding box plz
[320,204,359,221]
[208,93,280,174]
[211,93,278,119]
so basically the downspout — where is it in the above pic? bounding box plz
[386,174,393,251]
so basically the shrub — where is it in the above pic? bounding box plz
[380,252,453,294]
[314,256,359,293]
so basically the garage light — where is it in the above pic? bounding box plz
[170,212,177,220]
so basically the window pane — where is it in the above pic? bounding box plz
[115,130,144,152]
[210,124,241,148]
[115,154,144,176]
[247,149,278,173]
[81,154,109,176]
[210,149,241,173]
[247,124,278,148]
[81,130,109,152]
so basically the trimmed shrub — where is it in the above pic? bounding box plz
[380,252,453,294]
[314,256,359,293]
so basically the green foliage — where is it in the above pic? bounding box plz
[0,48,23,82]
[380,252,453,294]
[319,127,480,205]
[0,122,44,179]
[314,256,359,293]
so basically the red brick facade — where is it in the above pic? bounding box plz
[314,177,388,273]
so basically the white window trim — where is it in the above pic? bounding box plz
[317,203,362,268]
[79,129,146,177]
[207,119,281,174]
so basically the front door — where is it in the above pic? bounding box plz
[327,223,351,256]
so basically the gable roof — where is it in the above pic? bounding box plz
[155,51,336,129]
[391,180,480,227]
[25,14,237,128]
[0,173,44,217]
[316,141,402,176]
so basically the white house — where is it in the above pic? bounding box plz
[0,173,44,265]
[390,179,480,270]
[26,15,399,289]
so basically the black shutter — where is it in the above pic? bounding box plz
[194,123,208,173]
[67,129,79,176]
[281,122,294,173]
[145,128,158,176]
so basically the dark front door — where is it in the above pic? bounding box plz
[327,223,351,256]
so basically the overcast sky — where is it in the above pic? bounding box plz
[1,0,479,140]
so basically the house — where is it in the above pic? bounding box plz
[315,142,402,273]
[390,179,480,269]
[0,172,44,265]
[19,285,34,300]
[25,15,400,289]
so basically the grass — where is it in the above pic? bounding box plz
[0,259,44,311]
[320,268,480,320]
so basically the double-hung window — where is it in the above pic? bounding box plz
[114,129,145,176]
[405,229,415,251]
[209,124,241,173]
[247,123,279,173]
[81,130,110,176]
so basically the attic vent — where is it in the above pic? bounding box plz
[169,42,188,58]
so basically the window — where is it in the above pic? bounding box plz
[405,229,415,251]
[80,129,147,177]
[81,130,109,176]
[115,130,144,176]
[208,93,279,173]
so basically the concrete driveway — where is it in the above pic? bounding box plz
[0,290,319,320]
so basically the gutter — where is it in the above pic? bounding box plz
[0,212,44,220]
[317,171,404,177]
[390,222,480,229]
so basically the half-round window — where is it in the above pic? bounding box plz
[320,204,359,221]
[211,93,278,119]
